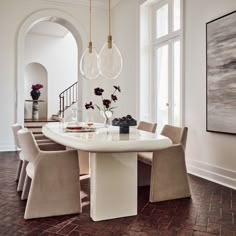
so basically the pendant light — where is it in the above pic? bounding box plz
[99,0,123,80]
[80,0,99,80]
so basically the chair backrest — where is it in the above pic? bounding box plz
[137,121,157,133]
[12,124,23,148]
[17,128,40,162]
[161,125,188,149]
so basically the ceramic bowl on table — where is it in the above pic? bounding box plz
[112,115,137,134]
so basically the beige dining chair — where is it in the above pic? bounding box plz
[138,124,191,202]
[12,124,25,182]
[12,124,66,194]
[137,121,157,133]
[12,124,51,183]
[17,128,81,219]
[137,121,157,186]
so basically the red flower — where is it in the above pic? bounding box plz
[111,94,117,102]
[85,85,121,111]
[85,102,94,110]
[113,85,121,92]
[32,84,43,90]
[103,99,111,109]
[94,88,104,96]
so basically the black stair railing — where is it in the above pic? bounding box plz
[59,82,78,118]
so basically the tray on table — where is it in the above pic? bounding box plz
[65,125,96,132]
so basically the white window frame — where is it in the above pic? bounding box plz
[138,0,184,126]
[152,0,183,126]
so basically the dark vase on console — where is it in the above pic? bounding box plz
[31,89,41,100]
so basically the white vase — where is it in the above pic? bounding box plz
[32,101,39,120]
[100,110,113,126]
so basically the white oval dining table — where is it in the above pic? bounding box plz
[43,122,172,221]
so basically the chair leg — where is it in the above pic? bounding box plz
[16,159,23,182]
[21,175,31,200]
[138,161,151,187]
[17,160,28,192]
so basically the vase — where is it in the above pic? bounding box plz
[32,101,39,120]
[119,126,130,134]
[100,110,113,126]
[31,89,41,100]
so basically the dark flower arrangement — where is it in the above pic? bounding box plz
[31,84,43,90]
[85,86,121,112]
[31,84,43,100]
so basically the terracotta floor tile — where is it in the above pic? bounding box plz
[0,152,236,236]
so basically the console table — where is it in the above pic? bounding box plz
[25,100,45,120]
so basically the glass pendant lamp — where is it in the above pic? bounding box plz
[99,0,123,80]
[80,0,99,80]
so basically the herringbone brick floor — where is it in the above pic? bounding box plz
[0,152,235,236]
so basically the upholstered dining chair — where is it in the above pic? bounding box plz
[138,124,191,202]
[17,128,81,219]
[137,121,157,133]
[12,124,25,182]
[12,124,65,194]
[13,124,48,184]
[137,121,157,186]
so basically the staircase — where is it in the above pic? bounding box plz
[24,119,59,134]
[58,82,78,118]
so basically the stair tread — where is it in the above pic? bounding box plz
[24,126,43,128]
[24,119,59,123]
[32,131,43,134]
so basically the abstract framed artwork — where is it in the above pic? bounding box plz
[206,10,236,135]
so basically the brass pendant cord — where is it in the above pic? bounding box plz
[89,0,92,52]
[108,0,112,48]
[90,0,92,42]
[109,0,111,36]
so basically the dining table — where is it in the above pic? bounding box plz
[42,122,172,221]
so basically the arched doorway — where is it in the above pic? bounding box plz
[16,9,87,124]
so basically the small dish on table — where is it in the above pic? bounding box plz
[65,125,96,132]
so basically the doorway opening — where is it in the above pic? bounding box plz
[16,9,86,125]
[24,21,78,121]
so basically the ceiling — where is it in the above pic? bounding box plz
[29,0,121,37]
[40,0,121,9]
[29,22,69,38]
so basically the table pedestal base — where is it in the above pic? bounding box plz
[90,152,137,221]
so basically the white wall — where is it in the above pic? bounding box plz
[111,0,138,120]
[0,0,107,151]
[25,31,77,118]
[81,0,139,123]
[184,0,236,189]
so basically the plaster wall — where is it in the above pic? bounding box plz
[184,0,236,189]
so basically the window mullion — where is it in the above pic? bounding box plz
[153,47,157,122]
[169,0,173,35]
[168,41,173,125]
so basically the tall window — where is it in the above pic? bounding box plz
[140,0,182,130]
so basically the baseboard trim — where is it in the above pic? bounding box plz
[0,145,17,152]
[186,159,236,190]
